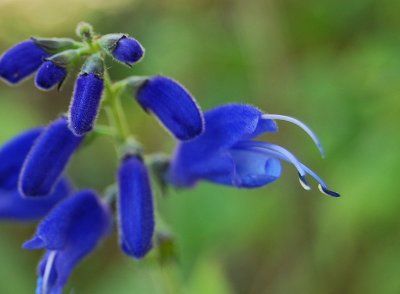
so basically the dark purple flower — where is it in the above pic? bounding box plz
[23,190,111,294]
[0,40,49,84]
[19,117,84,197]
[35,61,67,90]
[167,104,339,197]
[118,155,154,259]
[68,55,104,136]
[136,76,204,141]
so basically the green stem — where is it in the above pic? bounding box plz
[103,69,130,143]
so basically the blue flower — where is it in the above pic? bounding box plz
[112,36,144,66]
[0,127,43,190]
[136,76,205,141]
[23,189,111,294]
[117,155,154,259]
[99,34,144,67]
[68,55,104,136]
[0,178,71,222]
[0,40,49,84]
[167,104,339,197]
[35,61,67,90]
[19,117,84,197]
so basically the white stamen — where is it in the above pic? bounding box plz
[299,176,312,190]
[262,114,325,158]
[42,251,57,294]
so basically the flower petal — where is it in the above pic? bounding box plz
[0,178,71,221]
[24,190,111,294]
[229,149,281,188]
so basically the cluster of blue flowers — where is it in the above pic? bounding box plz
[0,23,339,293]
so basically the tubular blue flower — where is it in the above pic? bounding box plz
[117,155,154,259]
[136,76,205,141]
[112,36,144,66]
[0,40,49,84]
[23,190,111,294]
[68,55,104,136]
[35,61,67,90]
[99,34,144,67]
[0,127,43,190]
[0,178,71,221]
[167,104,339,197]
[19,117,84,197]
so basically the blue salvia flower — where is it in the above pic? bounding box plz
[19,117,84,197]
[23,190,111,294]
[35,61,67,91]
[135,76,205,141]
[0,127,43,190]
[68,54,104,136]
[0,178,71,221]
[99,34,144,67]
[167,104,339,197]
[117,155,154,259]
[0,40,49,84]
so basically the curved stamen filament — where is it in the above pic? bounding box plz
[262,114,325,158]
[42,250,57,294]
[234,141,311,189]
[233,141,339,197]
[299,163,340,197]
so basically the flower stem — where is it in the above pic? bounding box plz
[103,68,130,143]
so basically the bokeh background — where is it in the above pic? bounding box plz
[0,0,399,293]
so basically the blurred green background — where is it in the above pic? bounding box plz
[0,0,399,293]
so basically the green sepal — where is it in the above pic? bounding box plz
[31,37,81,53]
[46,49,80,68]
[118,137,143,159]
[98,33,125,55]
[80,54,104,78]
[147,153,170,196]
[156,232,178,265]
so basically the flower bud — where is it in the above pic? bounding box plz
[68,54,104,136]
[19,117,84,197]
[117,155,154,259]
[0,40,49,84]
[99,34,144,66]
[35,49,78,90]
[136,76,205,141]
[0,128,43,190]
[75,22,95,43]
